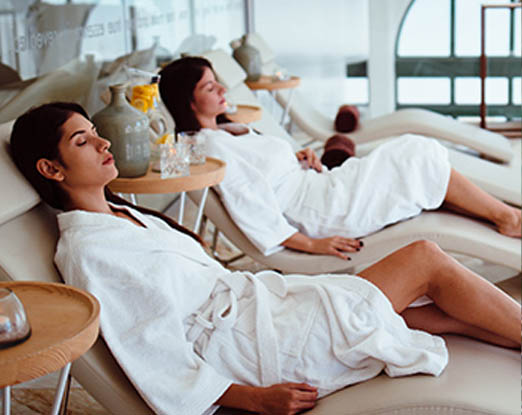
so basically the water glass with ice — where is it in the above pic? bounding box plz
[178,131,206,165]
[158,142,190,179]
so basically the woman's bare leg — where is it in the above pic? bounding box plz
[401,304,519,348]
[443,169,521,238]
[357,240,521,347]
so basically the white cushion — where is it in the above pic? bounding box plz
[0,121,40,225]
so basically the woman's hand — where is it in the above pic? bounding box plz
[296,148,322,172]
[216,382,318,414]
[257,383,318,414]
[308,236,363,260]
[282,232,363,260]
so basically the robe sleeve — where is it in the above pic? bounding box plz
[55,238,233,415]
[207,138,299,256]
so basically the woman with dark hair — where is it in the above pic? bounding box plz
[159,57,521,259]
[9,102,521,415]
[10,102,203,243]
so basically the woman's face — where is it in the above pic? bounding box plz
[190,67,227,120]
[52,112,118,189]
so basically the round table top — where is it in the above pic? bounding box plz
[245,75,300,91]
[108,156,226,194]
[0,281,100,388]
[226,104,263,124]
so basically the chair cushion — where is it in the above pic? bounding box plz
[0,121,40,225]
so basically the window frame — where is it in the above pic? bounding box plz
[394,0,520,120]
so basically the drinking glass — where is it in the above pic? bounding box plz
[0,287,31,349]
[178,131,206,165]
[158,142,190,179]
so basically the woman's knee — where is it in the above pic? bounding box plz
[404,239,443,260]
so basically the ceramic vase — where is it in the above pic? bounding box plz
[92,84,150,177]
[231,35,261,81]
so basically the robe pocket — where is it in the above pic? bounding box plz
[232,290,319,359]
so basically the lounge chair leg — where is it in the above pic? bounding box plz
[211,228,220,256]
[2,386,10,415]
[199,215,208,238]
[210,228,246,266]
[286,118,293,133]
[221,253,246,267]
[58,372,72,415]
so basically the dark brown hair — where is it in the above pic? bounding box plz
[159,56,229,133]
[10,102,86,209]
[10,102,203,244]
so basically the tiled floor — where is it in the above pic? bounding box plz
[9,188,521,415]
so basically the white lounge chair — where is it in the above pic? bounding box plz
[245,32,516,161]
[2,120,519,415]
[197,49,521,276]
[276,89,521,206]
[0,56,99,124]
[189,188,521,277]
[202,49,522,206]
[241,34,522,206]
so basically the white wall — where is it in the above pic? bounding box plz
[368,0,412,117]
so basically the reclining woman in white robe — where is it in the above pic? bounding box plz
[9,102,520,415]
[159,57,521,259]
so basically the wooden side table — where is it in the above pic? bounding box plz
[108,157,226,233]
[226,104,263,124]
[245,75,301,126]
[0,281,100,415]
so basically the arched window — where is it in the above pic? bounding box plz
[395,0,520,125]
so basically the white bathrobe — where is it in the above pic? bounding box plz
[200,128,452,255]
[55,206,448,415]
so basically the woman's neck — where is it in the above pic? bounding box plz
[63,187,112,214]
[197,114,219,130]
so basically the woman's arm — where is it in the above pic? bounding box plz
[216,383,318,415]
[282,232,363,260]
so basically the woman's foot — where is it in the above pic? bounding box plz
[497,206,521,238]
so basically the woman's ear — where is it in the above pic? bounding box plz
[36,158,64,182]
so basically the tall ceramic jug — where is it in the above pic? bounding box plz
[92,84,150,177]
[231,35,261,81]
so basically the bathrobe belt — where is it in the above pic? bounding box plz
[185,272,282,386]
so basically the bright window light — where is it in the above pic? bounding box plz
[456,0,511,56]
[513,78,521,105]
[455,77,480,104]
[398,0,450,57]
[397,77,450,104]
[486,77,508,105]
